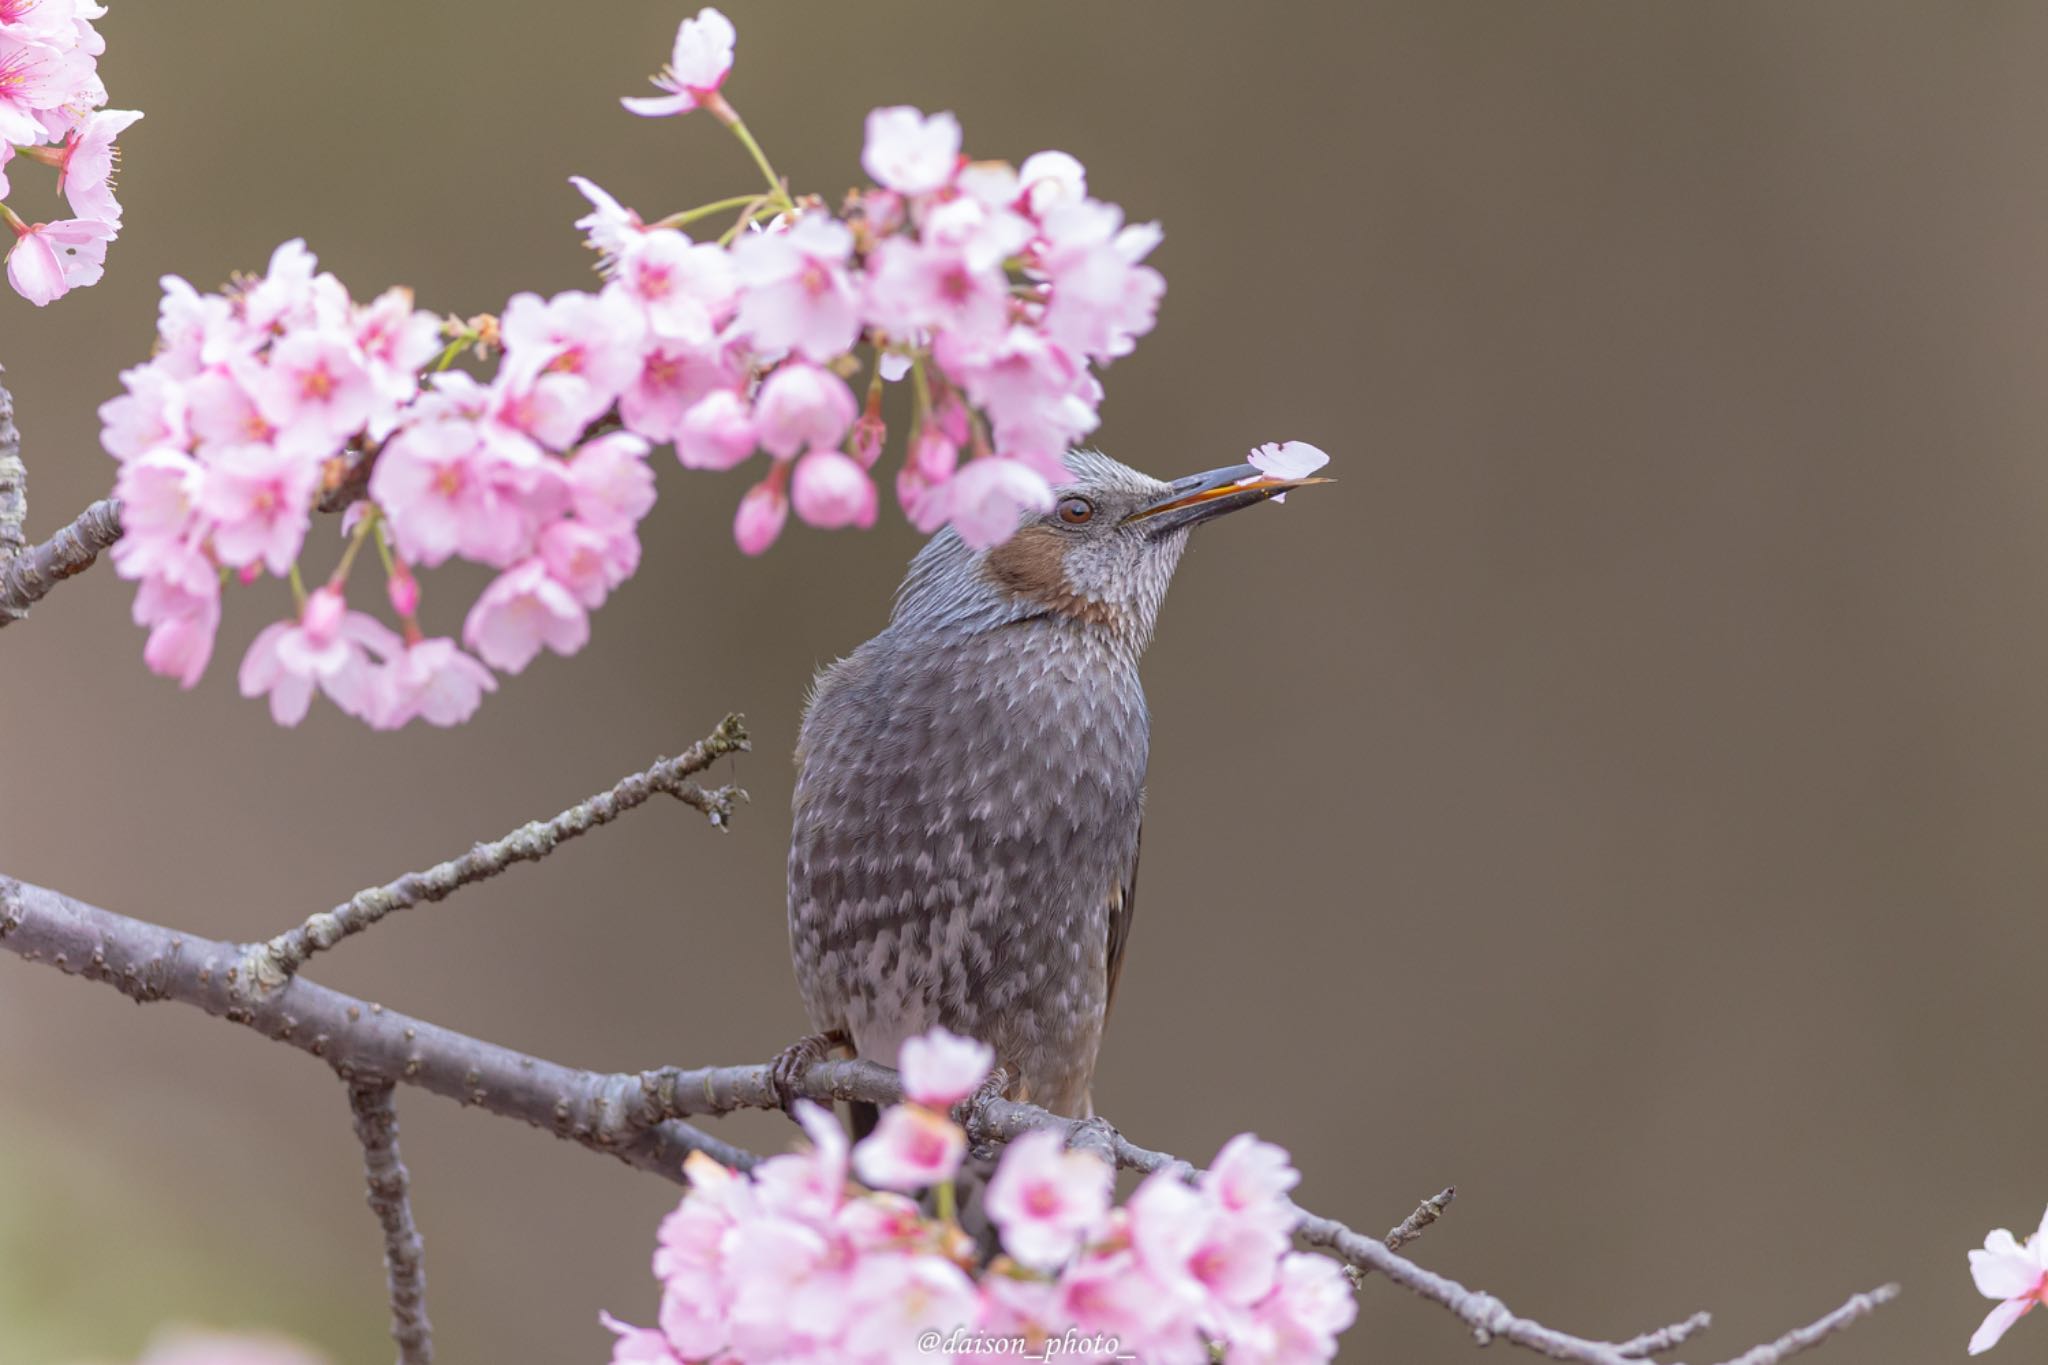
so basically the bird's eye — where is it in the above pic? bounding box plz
[1057,496,1095,526]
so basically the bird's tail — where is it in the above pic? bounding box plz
[848,1099,880,1142]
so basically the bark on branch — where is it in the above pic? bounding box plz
[0,876,757,1177]
[348,1081,434,1365]
[0,369,125,628]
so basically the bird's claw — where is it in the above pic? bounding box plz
[959,1063,1014,1151]
[769,1028,845,1117]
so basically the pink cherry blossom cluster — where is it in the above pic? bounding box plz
[590,5,1166,552]
[1968,1205,2048,1354]
[602,1028,1356,1365]
[91,4,1195,728]
[100,241,513,727]
[0,0,139,306]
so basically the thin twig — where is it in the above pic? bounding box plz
[1709,1286,1898,1365]
[1614,1311,1714,1358]
[1386,1185,1456,1251]
[0,495,122,627]
[319,442,378,515]
[348,1081,433,1365]
[247,715,750,988]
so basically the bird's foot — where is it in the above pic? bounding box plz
[958,1064,1015,1153]
[768,1028,846,1117]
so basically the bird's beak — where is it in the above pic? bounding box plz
[1120,463,1333,537]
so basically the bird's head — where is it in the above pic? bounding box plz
[890,449,1329,650]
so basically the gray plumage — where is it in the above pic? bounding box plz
[787,448,1311,1117]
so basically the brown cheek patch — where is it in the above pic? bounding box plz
[981,526,1123,629]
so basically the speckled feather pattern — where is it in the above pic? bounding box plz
[788,452,1186,1118]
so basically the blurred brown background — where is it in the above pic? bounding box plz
[3,2,2044,1360]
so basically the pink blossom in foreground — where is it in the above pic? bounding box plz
[5,214,112,306]
[986,1128,1116,1269]
[899,1027,994,1108]
[603,1025,1342,1364]
[862,105,961,196]
[1970,1206,2048,1353]
[622,6,736,118]
[850,1102,966,1191]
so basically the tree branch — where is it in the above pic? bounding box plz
[0,370,24,564]
[1385,1185,1456,1251]
[0,875,757,1179]
[1614,1311,1714,1358]
[247,714,750,988]
[347,1081,433,1365]
[0,364,124,629]
[0,873,1897,1365]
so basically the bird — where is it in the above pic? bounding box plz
[781,448,1327,1125]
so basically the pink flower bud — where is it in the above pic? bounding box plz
[849,412,886,468]
[791,450,878,531]
[302,585,347,643]
[752,362,857,459]
[387,568,421,619]
[733,478,788,556]
[675,389,758,470]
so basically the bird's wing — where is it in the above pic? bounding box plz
[1104,824,1142,1019]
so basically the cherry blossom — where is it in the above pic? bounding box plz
[789,449,876,530]
[88,5,1248,731]
[732,474,789,556]
[238,587,399,727]
[372,637,498,729]
[986,1128,1116,1269]
[1970,1206,2048,1354]
[4,213,112,306]
[674,388,758,470]
[899,1027,994,1107]
[1247,440,1331,482]
[730,213,862,362]
[55,104,140,221]
[751,361,857,459]
[849,1102,965,1191]
[602,1027,1347,1365]
[861,105,961,196]
[463,559,590,673]
[198,442,319,574]
[622,6,736,118]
